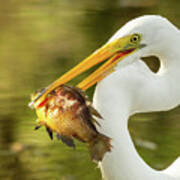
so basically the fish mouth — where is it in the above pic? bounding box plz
[29,33,146,107]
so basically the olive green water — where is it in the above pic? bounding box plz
[0,0,180,180]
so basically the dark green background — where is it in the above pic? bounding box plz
[0,0,180,179]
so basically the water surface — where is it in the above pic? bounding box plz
[0,0,180,179]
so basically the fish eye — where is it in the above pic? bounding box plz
[130,34,140,43]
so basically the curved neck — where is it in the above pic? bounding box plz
[158,51,180,75]
[153,32,180,75]
[94,99,155,179]
[93,77,174,180]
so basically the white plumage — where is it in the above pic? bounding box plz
[93,15,180,180]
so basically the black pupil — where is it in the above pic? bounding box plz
[133,36,137,41]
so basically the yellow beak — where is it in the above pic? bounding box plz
[30,33,144,107]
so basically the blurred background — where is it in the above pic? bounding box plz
[0,0,180,179]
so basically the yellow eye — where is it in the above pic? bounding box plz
[130,34,140,43]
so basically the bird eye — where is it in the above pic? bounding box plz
[130,34,140,43]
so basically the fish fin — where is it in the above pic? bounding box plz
[56,133,61,140]
[73,134,85,143]
[89,134,111,163]
[34,125,41,130]
[46,127,53,140]
[91,117,101,127]
[89,106,103,119]
[56,133,75,148]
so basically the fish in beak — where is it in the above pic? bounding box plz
[29,33,146,162]
[29,33,145,107]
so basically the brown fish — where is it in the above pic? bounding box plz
[31,85,111,162]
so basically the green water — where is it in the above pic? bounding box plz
[0,0,180,179]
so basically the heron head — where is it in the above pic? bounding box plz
[111,15,179,62]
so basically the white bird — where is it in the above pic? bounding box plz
[32,15,180,180]
[93,15,180,180]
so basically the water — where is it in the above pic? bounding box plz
[0,0,180,179]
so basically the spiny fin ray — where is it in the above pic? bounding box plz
[46,127,53,140]
[56,133,75,148]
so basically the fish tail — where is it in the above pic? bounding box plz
[89,134,111,162]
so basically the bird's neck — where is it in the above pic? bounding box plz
[93,81,172,180]
[158,53,179,75]
[156,44,180,108]
[93,100,154,179]
[155,36,180,75]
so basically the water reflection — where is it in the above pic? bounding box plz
[0,0,180,179]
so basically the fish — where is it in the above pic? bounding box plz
[31,85,111,162]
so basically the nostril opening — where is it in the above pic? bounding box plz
[140,56,160,73]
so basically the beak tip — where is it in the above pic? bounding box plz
[28,101,34,109]
[29,87,48,109]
